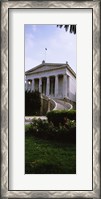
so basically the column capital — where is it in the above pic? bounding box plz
[55,74,59,77]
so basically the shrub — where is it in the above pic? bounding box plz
[46,109,76,126]
[25,119,76,143]
[67,109,76,120]
[25,124,33,136]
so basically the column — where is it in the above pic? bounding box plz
[39,78,42,93]
[67,76,69,97]
[55,75,58,97]
[63,74,67,98]
[25,80,28,91]
[31,79,34,92]
[46,76,50,96]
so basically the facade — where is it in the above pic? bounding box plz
[25,61,76,102]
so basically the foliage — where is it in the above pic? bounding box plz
[25,90,41,116]
[46,109,76,126]
[25,136,76,174]
[66,109,76,120]
[25,115,76,174]
[25,124,33,134]
[25,118,76,143]
[57,25,76,34]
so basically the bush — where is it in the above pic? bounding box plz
[67,109,76,120]
[25,124,33,136]
[46,109,76,126]
[25,118,76,143]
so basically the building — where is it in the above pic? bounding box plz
[25,61,76,102]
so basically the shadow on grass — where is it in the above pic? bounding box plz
[25,161,76,174]
[25,136,76,174]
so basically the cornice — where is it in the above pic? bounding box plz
[25,63,76,78]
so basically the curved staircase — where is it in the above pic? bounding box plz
[52,98,72,111]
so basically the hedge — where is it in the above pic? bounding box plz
[46,109,76,126]
[25,119,76,143]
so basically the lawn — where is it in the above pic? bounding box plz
[25,135,76,174]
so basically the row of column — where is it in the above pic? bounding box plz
[26,74,68,98]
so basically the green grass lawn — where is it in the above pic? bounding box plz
[25,135,76,174]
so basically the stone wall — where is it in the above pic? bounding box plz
[40,95,56,116]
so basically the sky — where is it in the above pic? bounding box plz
[25,25,76,73]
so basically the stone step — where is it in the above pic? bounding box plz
[53,98,72,110]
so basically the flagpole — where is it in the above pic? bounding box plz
[45,49,46,62]
[45,48,47,62]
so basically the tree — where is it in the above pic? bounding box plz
[57,25,76,34]
[25,90,41,116]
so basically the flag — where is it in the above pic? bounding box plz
[45,48,47,50]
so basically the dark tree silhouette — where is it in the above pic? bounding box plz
[57,25,76,34]
[25,90,41,116]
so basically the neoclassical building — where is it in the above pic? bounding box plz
[25,61,76,102]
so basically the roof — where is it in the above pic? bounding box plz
[25,61,76,78]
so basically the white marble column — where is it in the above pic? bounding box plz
[67,76,69,97]
[55,75,58,97]
[46,76,50,96]
[26,80,28,91]
[63,74,67,98]
[39,78,42,93]
[31,79,34,91]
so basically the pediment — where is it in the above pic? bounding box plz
[25,63,76,78]
[26,64,65,74]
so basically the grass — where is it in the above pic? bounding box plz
[25,135,76,174]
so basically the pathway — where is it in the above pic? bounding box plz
[25,98,72,124]
[53,98,72,110]
[25,116,47,124]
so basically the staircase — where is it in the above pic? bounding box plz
[52,98,73,111]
